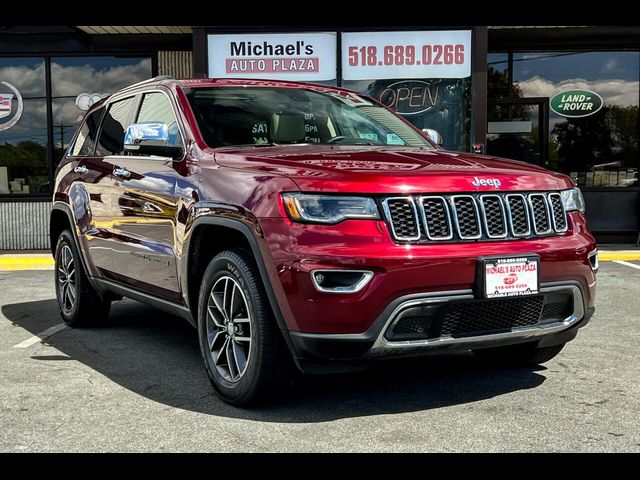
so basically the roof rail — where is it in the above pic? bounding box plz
[119,75,175,92]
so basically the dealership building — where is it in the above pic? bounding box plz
[1,25,638,249]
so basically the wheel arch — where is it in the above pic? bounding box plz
[184,216,289,336]
[50,202,96,291]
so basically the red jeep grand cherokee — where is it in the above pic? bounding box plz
[50,77,597,405]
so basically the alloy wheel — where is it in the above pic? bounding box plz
[205,276,252,382]
[57,245,77,315]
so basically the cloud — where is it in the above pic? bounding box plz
[0,59,152,144]
[516,75,639,107]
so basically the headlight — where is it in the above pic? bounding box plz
[282,193,380,224]
[561,187,586,213]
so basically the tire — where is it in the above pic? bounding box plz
[54,230,111,327]
[473,342,565,366]
[197,249,293,406]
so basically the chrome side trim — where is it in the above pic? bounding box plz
[528,193,553,235]
[588,249,599,272]
[450,195,482,240]
[381,197,421,241]
[548,192,569,233]
[417,196,454,240]
[310,269,374,294]
[371,285,584,352]
[479,194,508,239]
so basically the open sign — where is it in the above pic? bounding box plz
[378,80,439,115]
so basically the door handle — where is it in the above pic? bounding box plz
[113,167,131,179]
[73,165,88,175]
[143,202,160,213]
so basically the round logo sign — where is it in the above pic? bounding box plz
[550,89,603,118]
[0,81,24,132]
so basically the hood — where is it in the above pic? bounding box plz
[213,145,573,194]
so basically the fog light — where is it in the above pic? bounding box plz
[311,270,373,293]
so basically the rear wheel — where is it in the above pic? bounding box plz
[473,342,565,366]
[54,230,110,327]
[198,249,293,406]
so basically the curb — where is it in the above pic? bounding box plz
[0,257,55,271]
[598,253,640,261]
[0,253,638,271]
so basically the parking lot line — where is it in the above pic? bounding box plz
[12,323,68,349]
[613,260,640,270]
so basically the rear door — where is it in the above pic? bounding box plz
[82,95,139,280]
[100,90,184,301]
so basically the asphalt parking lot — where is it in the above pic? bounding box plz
[1,261,639,452]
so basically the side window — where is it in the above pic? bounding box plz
[96,96,137,156]
[70,107,103,156]
[136,92,183,146]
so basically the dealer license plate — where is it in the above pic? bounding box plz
[482,256,539,299]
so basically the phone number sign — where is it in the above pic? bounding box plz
[342,30,471,80]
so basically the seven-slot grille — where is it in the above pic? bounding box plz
[382,192,568,243]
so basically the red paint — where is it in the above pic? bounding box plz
[53,77,597,341]
[504,273,519,285]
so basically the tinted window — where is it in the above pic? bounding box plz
[96,97,137,156]
[70,108,103,156]
[136,92,183,146]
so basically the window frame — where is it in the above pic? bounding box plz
[130,88,187,161]
[66,106,106,158]
[94,94,140,158]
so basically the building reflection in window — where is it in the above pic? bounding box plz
[514,51,639,188]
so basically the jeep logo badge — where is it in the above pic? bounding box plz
[471,177,501,189]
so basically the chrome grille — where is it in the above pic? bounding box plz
[383,192,568,243]
[382,198,420,241]
[505,194,531,237]
[451,196,481,239]
[419,196,452,240]
[480,195,507,238]
[529,194,552,234]
[548,193,568,232]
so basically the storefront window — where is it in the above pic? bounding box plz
[0,55,152,197]
[51,56,152,168]
[342,78,472,151]
[513,51,639,188]
[488,52,509,101]
[0,58,48,195]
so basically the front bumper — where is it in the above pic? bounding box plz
[288,281,594,373]
[260,212,597,335]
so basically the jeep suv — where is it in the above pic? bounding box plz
[51,77,597,405]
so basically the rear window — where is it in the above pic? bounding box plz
[69,107,104,157]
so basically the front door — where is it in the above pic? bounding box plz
[487,97,549,167]
[100,90,186,301]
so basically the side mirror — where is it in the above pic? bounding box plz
[422,128,443,147]
[123,122,184,160]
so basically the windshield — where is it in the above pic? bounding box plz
[185,86,434,149]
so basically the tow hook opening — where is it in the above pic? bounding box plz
[311,270,374,294]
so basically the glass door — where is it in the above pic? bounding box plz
[487,97,549,166]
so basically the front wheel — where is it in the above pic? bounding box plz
[473,342,566,366]
[197,249,293,406]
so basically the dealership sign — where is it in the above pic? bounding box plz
[550,89,603,118]
[208,33,337,81]
[342,30,471,81]
[0,81,23,131]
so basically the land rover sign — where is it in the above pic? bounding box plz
[550,89,603,118]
